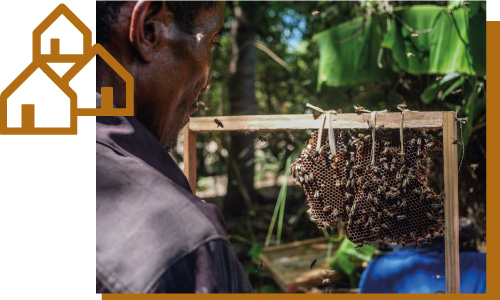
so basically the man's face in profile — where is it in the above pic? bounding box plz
[134,2,225,150]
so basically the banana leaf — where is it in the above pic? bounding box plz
[314,14,391,89]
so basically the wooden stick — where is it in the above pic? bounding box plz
[442,111,460,294]
[188,112,444,132]
[183,124,197,193]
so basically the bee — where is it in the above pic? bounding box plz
[322,278,331,285]
[345,179,351,188]
[397,102,408,111]
[433,275,444,280]
[310,259,318,269]
[324,269,333,277]
[354,104,367,114]
[379,157,388,162]
[362,181,370,190]
[331,208,339,217]
[374,196,379,205]
[426,212,435,220]
[304,174,310,183]
[381,223,389,229]
[406,52,414,58]
[371,227,381,233]
[395,173,402,182]
[390,186,398,192]
[397,215,407,221]
[382,147,390,155]
[365,217,374,228]
[312,10,320,16]
[430,203,443,209]
[331,161,338,169]
[258,260,264,270]
[335,180,341,187]
[309,173,314,181]
[214,118,224,128]
[390,164,396,172]
[400,165,407,173]
[371,165,379,172]
[383,162,389,170]
[310,216,318,222]
[322,221,331,228]
[402,178,408,188]
[371,206,377,213]
[319,145,325,155]
[448,10,452,14]
[313,190,320,198]
[353,165,361,170]
[471,163,479,171]
[413,188,424,195]
[463,1,470,6]
[341,177,347,186]
[400,199,408,208]
[425,142,435,148]
[367,192,373,202]
[257,133,270,143]
[322,205,330,212]
[377,212,383,219]
[410,232,417,239]
[411,33,419,38]
[345,192,352,199]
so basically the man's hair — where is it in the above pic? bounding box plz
[96,1,217,45]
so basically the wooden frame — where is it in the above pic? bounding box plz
[183,111,460,293]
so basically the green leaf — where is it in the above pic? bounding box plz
[314,14,391,89]
[420,73,461,103]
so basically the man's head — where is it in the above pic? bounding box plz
[96,1,224,149]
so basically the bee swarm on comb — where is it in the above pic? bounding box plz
[291,128,444,248]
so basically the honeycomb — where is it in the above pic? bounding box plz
[291,127,444,247]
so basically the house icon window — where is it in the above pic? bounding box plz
[0,4,134,135]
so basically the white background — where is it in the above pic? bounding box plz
[0,1,495,299]
[0,0,98,299]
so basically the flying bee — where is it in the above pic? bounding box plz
[323,205,331,212]
[310,259,318,269]
[406,52,414,58]
[411,33,419,38]
[433,275,444,280]
[256,133,270,144]
[312,10,320,16]
[214,118,224,128]
[397,215,407,221]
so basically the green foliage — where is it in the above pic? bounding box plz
[329,237,375,287]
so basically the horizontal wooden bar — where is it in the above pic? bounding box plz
[188,111,445,132]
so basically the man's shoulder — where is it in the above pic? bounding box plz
[96,144,225,293]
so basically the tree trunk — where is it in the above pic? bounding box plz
[225,3,258,217]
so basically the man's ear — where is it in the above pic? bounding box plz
[129,1,169,62]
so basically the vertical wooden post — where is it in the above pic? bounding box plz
[183,123,197,193]
[442,111,460,293]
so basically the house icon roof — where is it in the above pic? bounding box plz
[33,4,92,63]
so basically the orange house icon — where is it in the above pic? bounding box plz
[0,4,133,135]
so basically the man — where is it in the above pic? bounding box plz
[96,1,252,293]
